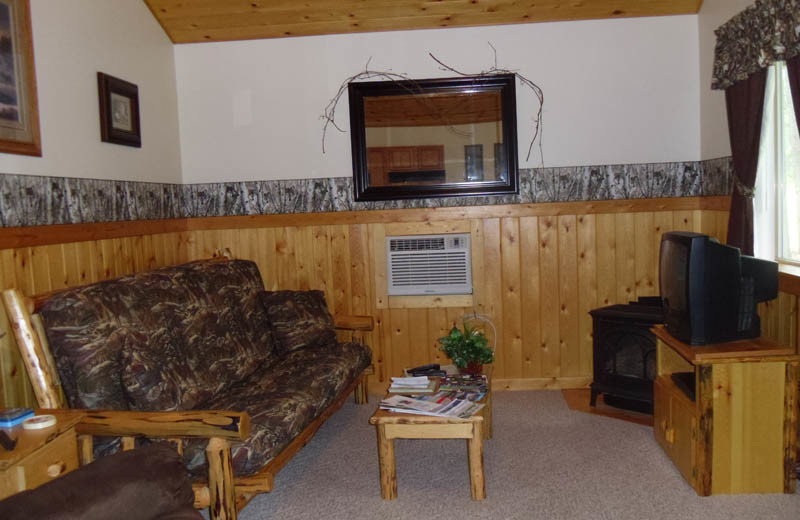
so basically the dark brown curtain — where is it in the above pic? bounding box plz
[786,55,800,136]
[725,68,767,256]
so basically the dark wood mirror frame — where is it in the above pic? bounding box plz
[348,74,518,201]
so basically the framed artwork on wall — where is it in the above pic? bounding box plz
[97,72,141,148]
[0,0,41,156]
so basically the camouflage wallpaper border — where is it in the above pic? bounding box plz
[0,157,732,228]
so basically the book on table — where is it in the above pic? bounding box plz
[387,376,439,395]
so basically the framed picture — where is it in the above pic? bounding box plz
[0,0,41,156]
[464,144,484,182]
[97,72,141,147]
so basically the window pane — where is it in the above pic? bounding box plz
[754,66,777,261]
[779,64,800,264]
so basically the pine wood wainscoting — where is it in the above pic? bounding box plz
[0,195,794,408]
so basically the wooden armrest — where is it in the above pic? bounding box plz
[334,315,374,331]
[73,410,250,441]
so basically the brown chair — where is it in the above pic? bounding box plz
[0,443,202,520]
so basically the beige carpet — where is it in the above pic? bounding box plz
[561,388,654,427]
[235,391,800,520]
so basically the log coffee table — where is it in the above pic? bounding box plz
[368,369,492,500]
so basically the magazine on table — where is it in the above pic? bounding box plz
[438,374,488,393]
[379,394,484,419]
[415,389,486,403]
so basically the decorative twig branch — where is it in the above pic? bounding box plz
[428,46,544,164]
[321,44,544,165]
[321,62,415,153]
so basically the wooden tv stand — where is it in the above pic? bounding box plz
[652,326,798,495]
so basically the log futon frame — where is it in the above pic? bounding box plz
[1,262,374,520]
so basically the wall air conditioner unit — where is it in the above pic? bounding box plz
[387,233,472,296]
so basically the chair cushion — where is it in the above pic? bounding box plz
[39,260,276,411]
[181,341,372,477]
[0,443,201,520]
[120,328,208,411]
[258,290,336,355]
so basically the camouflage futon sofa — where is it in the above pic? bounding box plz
[3,258,372,520]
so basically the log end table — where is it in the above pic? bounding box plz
[368,369,492,501]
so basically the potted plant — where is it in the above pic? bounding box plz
[438,322,494,374]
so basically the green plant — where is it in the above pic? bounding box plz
[438,322,494,369]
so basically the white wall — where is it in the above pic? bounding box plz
[175,16,701,183]
[0,0,182,183]
[698,0,755,160]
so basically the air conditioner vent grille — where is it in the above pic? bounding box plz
[389,237,445,251]
[387,234,472,296]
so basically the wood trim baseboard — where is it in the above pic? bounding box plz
[368,376,592,394]
[494,376,593,391]
[0,196,730,250]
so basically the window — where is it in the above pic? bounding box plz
[754,62,800,265]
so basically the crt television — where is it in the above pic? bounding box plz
[659,232,778,346]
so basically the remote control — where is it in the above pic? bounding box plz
[409,363,440,372]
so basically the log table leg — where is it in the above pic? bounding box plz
[376,424,397,499]
[77,435,93,465]
[354,377,369,405]
[467,421,485,500]
[207,437,237,520]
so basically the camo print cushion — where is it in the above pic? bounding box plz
[258,290,336,355]
[120,329,208,411]
[182,341,372,477]
[39,260,276,411]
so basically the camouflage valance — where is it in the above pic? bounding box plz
[712,0,800,90]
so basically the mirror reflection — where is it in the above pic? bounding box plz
[365,90,505,186]
[349,74,518,201]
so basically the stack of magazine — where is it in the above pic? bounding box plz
[380,393,484,419]
[440,374,487,391]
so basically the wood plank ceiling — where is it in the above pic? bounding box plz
[143,0,704,44]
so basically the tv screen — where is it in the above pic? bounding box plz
[659,238,688,321]
[659,232,778,346]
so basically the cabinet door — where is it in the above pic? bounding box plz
[417,145,444,169]
[670,393,696,488]
[653,377,671,454]
[367,148,388,185]
[387,147,416,170]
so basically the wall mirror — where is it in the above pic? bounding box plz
[348,74,518,201]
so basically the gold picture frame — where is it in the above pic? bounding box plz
[0,0,41,156]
